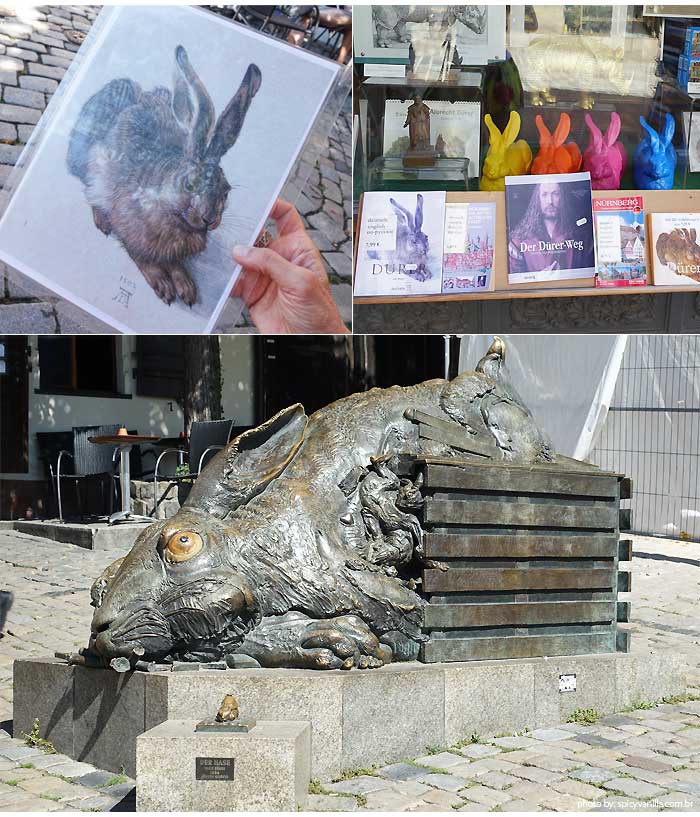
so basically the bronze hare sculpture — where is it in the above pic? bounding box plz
[88,338,556,670]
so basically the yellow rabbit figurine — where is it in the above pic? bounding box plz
[480,111,532,192]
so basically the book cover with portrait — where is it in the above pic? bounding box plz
[650,213,700,286]
[505,172,595,284]
[354,191,446,297]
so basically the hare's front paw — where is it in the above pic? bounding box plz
[135,261,176,305]
[170,264,198,307]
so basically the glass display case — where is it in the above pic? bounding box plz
[354,5,700,202]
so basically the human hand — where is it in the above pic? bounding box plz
[231,199,349,334]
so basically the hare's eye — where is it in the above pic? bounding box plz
[184,179,196,193]
[162,530,203,563]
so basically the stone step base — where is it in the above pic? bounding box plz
[137,720,310,812]
[12,519,151,550]
[13,651,687,781]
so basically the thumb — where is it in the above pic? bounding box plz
[232,245,309,291]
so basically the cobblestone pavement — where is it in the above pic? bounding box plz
[0,528,134,810]
[0,530,698,811]
[0,5,352,333]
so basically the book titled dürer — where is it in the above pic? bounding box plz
[593,196,647,287]
[505,172,595,284]
[354,191,446,297]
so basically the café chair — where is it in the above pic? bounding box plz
[52,424,120,521]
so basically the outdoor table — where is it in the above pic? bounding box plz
[89,433,160,525]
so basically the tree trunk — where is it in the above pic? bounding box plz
[183,337,223,436]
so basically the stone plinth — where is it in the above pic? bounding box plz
[136,720,310,812]
[13,652,687,780]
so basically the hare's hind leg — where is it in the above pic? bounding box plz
[169,262,198,307]
[133,258,176,305]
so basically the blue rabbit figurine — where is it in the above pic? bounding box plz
[633,114,677,190]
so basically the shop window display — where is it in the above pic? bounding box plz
[353,4,700,313]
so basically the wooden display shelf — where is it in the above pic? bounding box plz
[354,188,700,305]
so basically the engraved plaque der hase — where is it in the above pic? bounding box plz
[196,757,235,781]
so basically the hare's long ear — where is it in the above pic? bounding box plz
[552,113,571,147]
[173,46,215,159]
[585,114,602,151]
[415,193,424,232]
[640,116,659,150]
[502,111,521,147]
[206,64,262,162]
[605,112,621,147]
[390,197,415,232]
[484,114,503,148]
[661,112,675,146]
[535,114,552,148]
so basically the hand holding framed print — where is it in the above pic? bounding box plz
[0,6,340,333]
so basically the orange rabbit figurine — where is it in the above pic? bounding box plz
[480,111,532,192]
[531,113,582,175]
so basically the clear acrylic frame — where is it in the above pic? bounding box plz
[0,5,350,334]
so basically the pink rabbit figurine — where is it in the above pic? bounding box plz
[583,112,627,190]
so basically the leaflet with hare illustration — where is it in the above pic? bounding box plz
[354,191,446,297]
[0,6,339,333]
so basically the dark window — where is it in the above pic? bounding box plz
[256,336,448,423]
[38,337,117,394]
[135,336,185,399]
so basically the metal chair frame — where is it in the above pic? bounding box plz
[152,420,233,517]
[54,425,120,521]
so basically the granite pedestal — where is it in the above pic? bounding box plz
[13,651,687,779]
[136,720,310,812]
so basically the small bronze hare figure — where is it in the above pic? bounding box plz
[216,694,239,722]
[67,46,261,307]
[88,339,558,671]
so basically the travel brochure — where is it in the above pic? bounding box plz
[442,202,495,293]
[593,196,647,287]
[354,192,496,297]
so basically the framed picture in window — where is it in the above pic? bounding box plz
[354,5,506,67]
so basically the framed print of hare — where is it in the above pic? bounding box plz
[0,6,339,333]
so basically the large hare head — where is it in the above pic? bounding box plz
[168,46,261,234]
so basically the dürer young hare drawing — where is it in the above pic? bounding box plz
[67,46,261,307]
[390,194,431,281]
